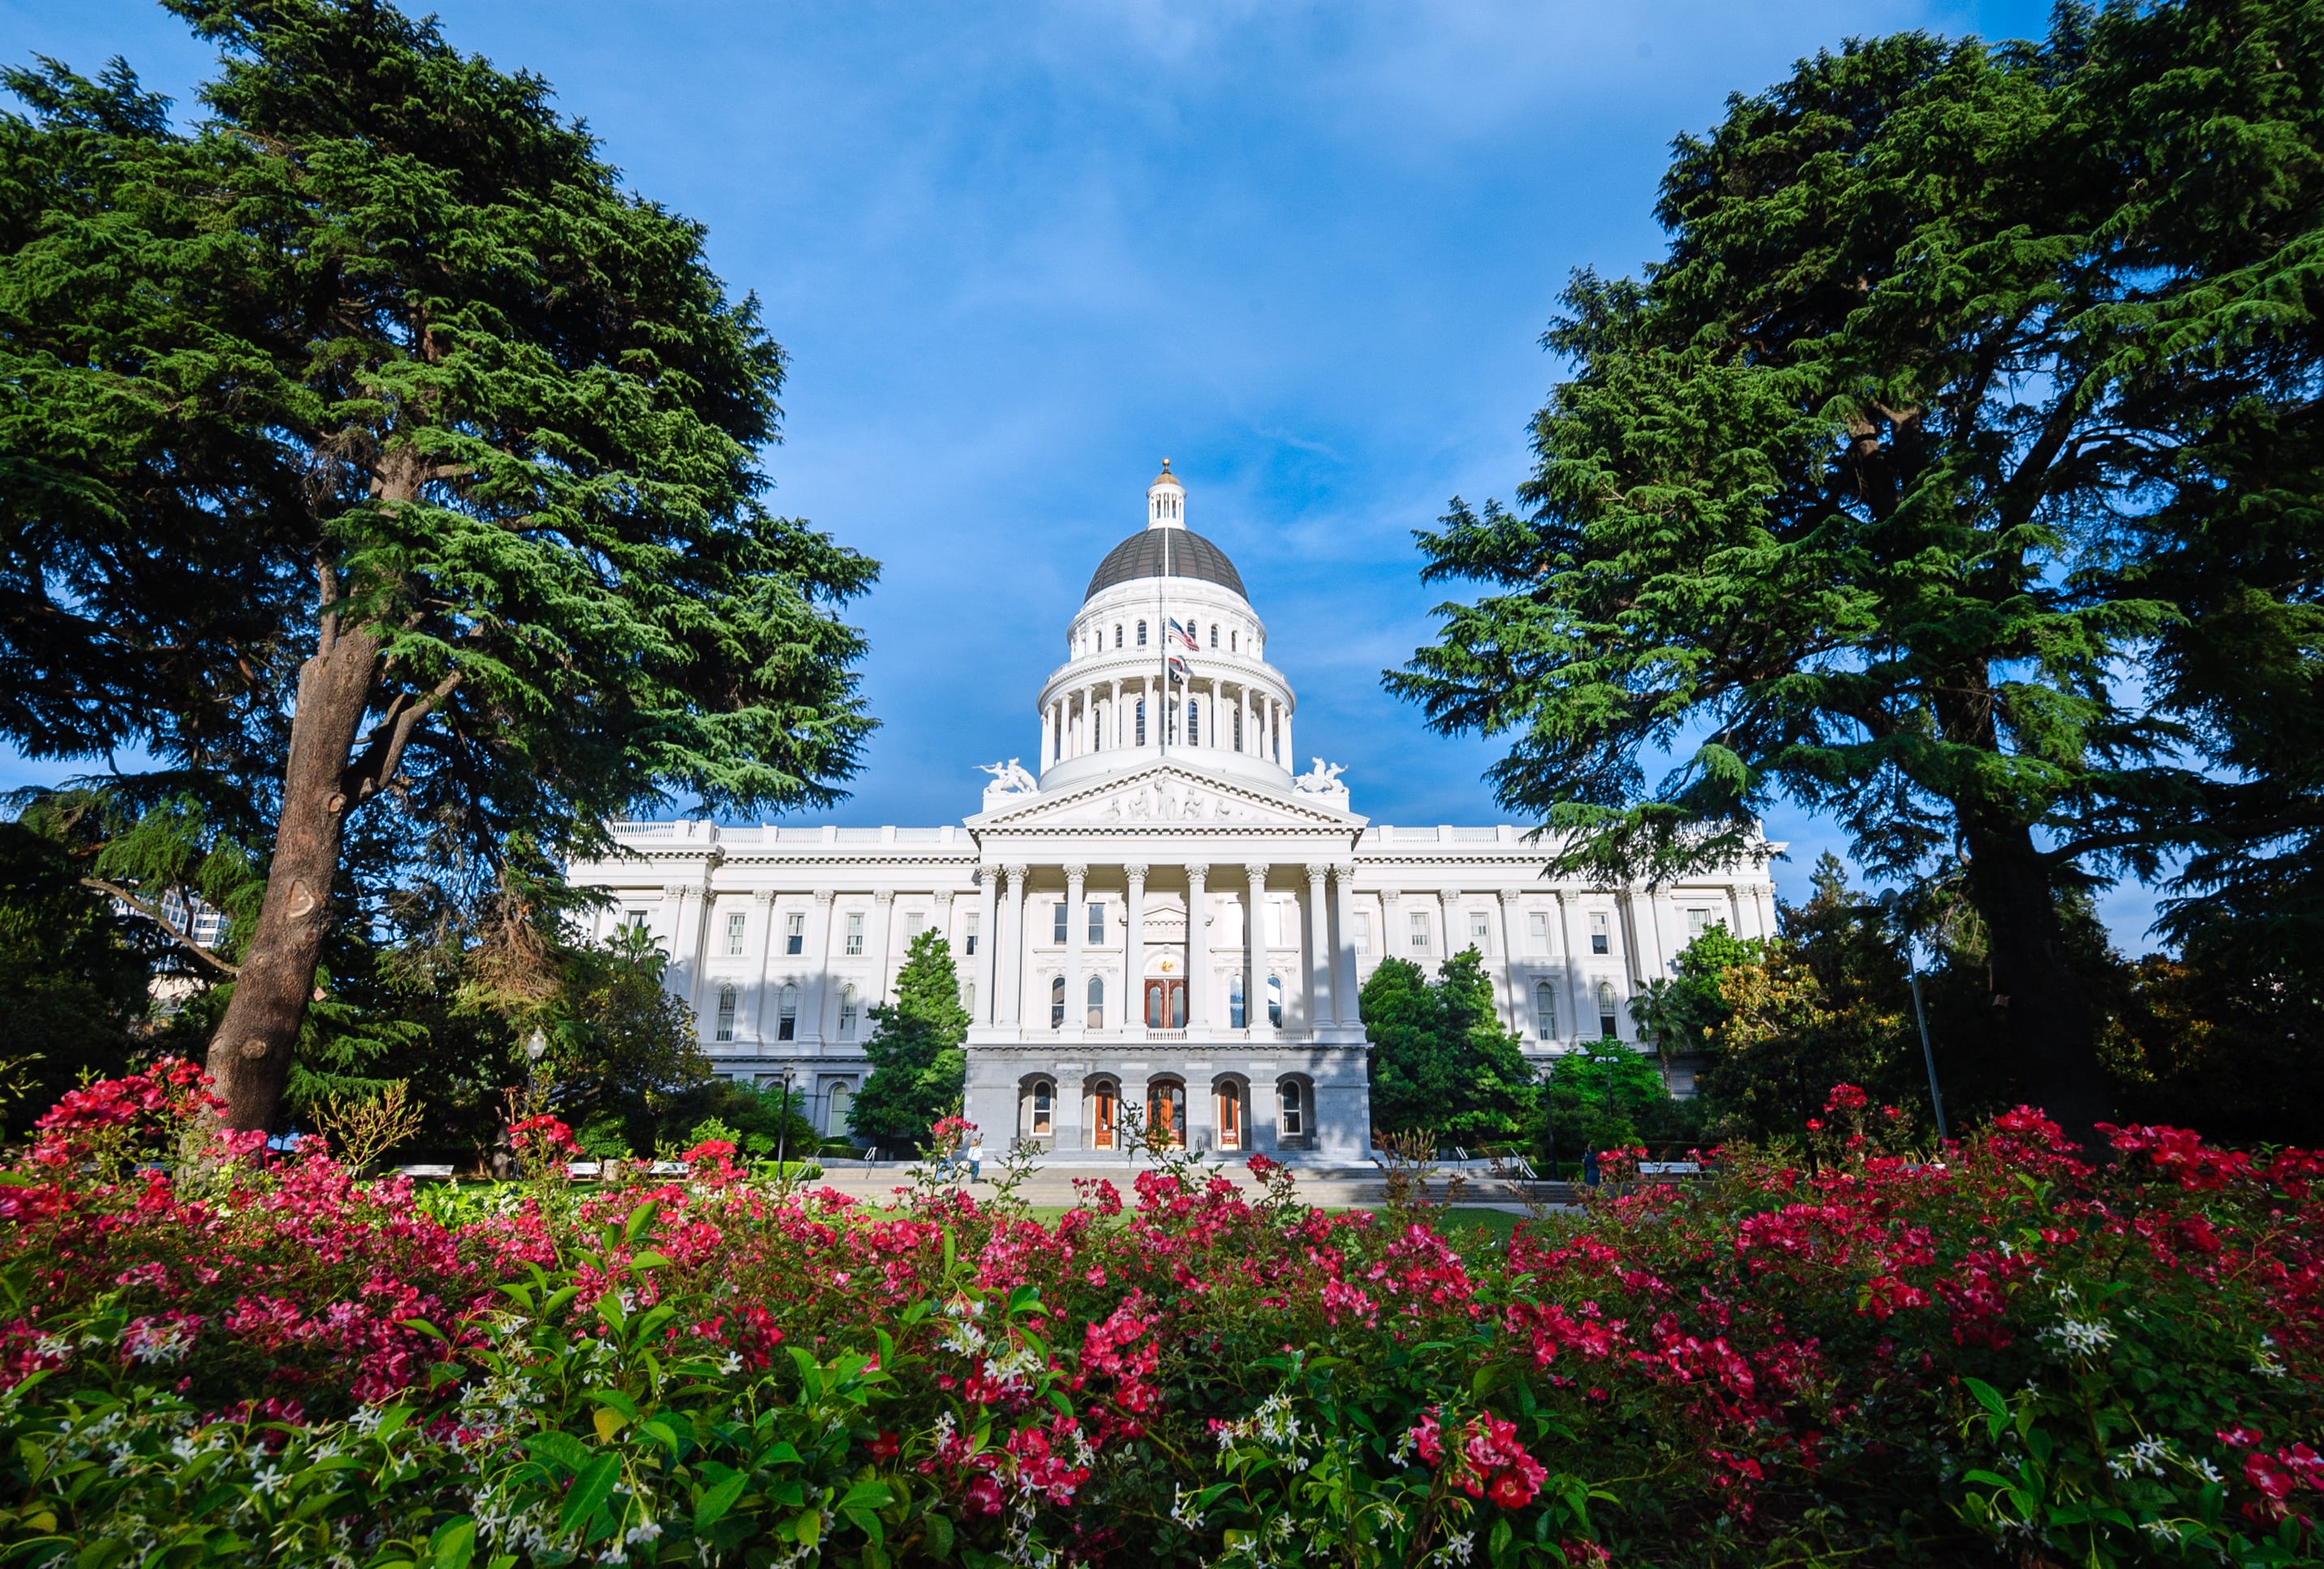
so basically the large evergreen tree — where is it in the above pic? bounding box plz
[1389,0,2324,1137]
[1362,949,1539,1146]
[850,930,969,1150]
[0,0,876,1128]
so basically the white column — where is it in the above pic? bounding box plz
[1304,863,1335,1032]
[1558,890,1586,1046]
[1064,863,1087,1038]
[1244,863,1268,1034]
[1125,864,1147,1034]
[1380,888,1401,967]
[1281,704,1294,770]
[750,888,777,1045]
[1242,686,1255,754]
[871,888,897,1003]
[1497,888,1526,1032]
[999,864,1028,1028]
[973,866,1000,1023]
[1438,889,1461,971]
[803,888,836,1041]
[1109,679,1122,748]
[1185,863,1211,1030]
[1265,695,1280,763]
[1332,865,1362,1025]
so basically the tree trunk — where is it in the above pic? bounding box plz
[204,621,379,1130]
[1959,813,2114,1143]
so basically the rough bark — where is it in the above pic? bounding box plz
[1959,812,2115,1143]
[203,618,377,1129]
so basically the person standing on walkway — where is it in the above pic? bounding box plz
[967,1133,984,1184]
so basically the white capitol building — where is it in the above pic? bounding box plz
[570,462,1777,1162]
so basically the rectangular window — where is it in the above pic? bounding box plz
[725,910,747,956]
[622,909,648,932]
[1354,912,1371,954]
[1470,910,1491,950]
[1087,902,1105,944]
[1529,911,1549,955]
[906,910,926,941]
[714,987,736,1042]
[1233,706,1243,750]
[1052,902,1068,944]
[845,912,864,956]
[1188,700,1199,746]
[1409,910,1431,952]
[965,912,980,956]
[1278,1081,1302,1137]
[1135,699,1147,746]
[1535,983,1557,1041]
[1590,912,1610,955]
[785,911,805,955]
[1686,907,1712,939]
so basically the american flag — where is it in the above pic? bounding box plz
[1166,617,1198,651]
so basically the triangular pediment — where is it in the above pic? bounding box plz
[968,763,1362,832]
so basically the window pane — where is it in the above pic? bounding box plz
[726,910,747,956]
[1535,982,1556,1041]
[906,911,926,940]
[1052,903,1068,944]
[1087,975,1104,1029]
[1470,911,1490,948]
[1267,973,1282,1028]
[1529,911,1548,953]
[1088,902,1105,944]
[1050,974,1065,1028]
[965,912,979,955]
[1410,911,1430,950]
[785,912,805,954]
[846,913,864,955]
[715,986,737,1042]
[1355,912,1371,954]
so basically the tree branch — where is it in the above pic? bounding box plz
[341,668,463,806]
[79,878,240,978]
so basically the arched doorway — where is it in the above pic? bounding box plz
[1146,1078,1186,1147]
[1087,1077,1121,1150]
[1212,1077,1248,1151]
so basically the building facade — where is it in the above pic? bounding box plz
[566,463,1779,1162]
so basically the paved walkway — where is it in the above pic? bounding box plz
[799,1159,1570,1214]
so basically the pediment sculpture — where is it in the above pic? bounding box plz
[979,758,1039,798]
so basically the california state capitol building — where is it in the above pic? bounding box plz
[566,462,1779,1163]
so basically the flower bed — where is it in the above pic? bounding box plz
[0,1068,2316,1567]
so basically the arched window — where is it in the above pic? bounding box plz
[1534,981,1557,1042]
[1277,1080,1305,1139]
[714,985,737,1042]
[1230,630,1238,652]
[1086,974,1104,1030]
[1050,974,1066,1029]
[1136,620,1148,647]
[1208,623,1218,648]
[1114,625,1123,648]
[777,982,798,1042]
[1596,981,1619,1039]
[838,984,860,1038]
[1031,1079,1054,1136]
[1229,973,1246,1029]
[1266,972,1284,1028]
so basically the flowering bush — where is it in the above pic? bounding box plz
[0,1064,2315,1566]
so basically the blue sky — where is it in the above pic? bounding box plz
[9,0,2168,949]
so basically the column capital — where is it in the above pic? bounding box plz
[932,889,955,907]
[1123,862,1150,883]
[1245,862,1271,884]
[1183,862,1210,883]
[873,888,896,905]
[1332,862,1358,881]
[1303,862,1332,882]
[1004,862,1031,885]
[1497,888,1522,907]
[1063,863,1089,885]
[661,883,691,901]
[751,888,776,905]
[1381,888,1401,906]
[812,888,835,905]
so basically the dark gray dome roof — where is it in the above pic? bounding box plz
[1084,527,1247,603]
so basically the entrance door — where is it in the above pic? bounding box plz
[1091,1082,1118,1150]
[1216,1085,1242,1150]
[1143,979,1186,1028]
[1146,1080,1186,1146]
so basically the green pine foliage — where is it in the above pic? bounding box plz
[1387,0,2324,1138]
[850,930,969,1150]
[1362,949,1539,1146]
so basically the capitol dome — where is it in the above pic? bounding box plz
[1083,527,1246,602]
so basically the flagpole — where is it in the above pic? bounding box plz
[1159,522,1170,760]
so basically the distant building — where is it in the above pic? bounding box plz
[569,463,1778,1159]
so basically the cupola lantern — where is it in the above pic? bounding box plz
[1146,458,1185,530]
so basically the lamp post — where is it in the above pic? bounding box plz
[776,1066,798,1171]
[525,1028,547,1064]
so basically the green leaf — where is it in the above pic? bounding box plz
[429,1516,478,1569]
[557,1454,622,1537]
[1963,1377,2008,1418]
[694,1472,748,1532]
[923,1511,956,1559]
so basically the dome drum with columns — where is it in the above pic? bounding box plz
[568,463,1781,1165]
